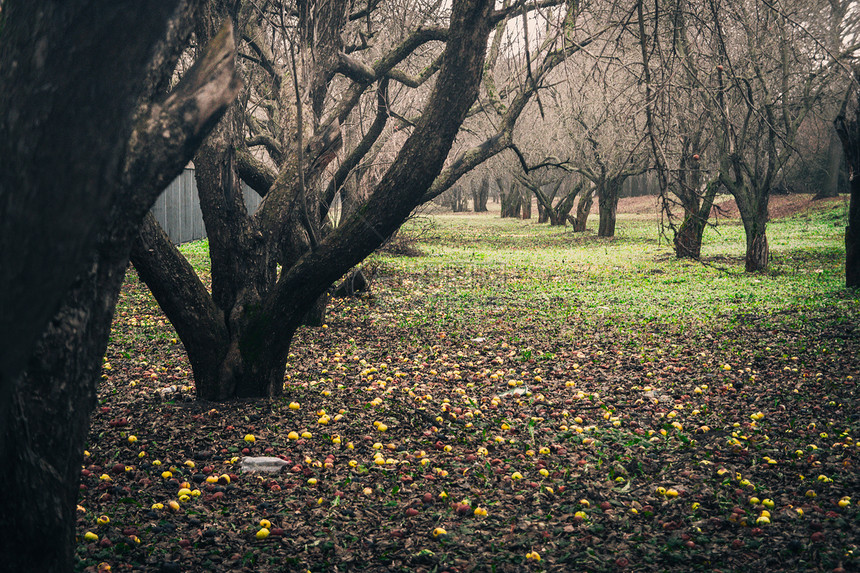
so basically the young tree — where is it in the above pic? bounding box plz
[537,12,649,238]
[638,0,720,259]
[0,1,241,570]
[705,0,850,271]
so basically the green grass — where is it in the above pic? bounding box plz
[370,202,855,337]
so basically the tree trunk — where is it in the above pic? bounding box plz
[0,8,239,569]
[0,0,196,398]
[472,177,489,212]
[674,214,705,259]
[815,127,843,200]
[1,252,126,573]
[727,178,771,273]
[552,182,581,226]
[745,227,770,272]
[597,179,622,237]
[674,182,718,259]
[303,292,330,327]
[500,179,521,218]
[835,76,860,287]
[521,194,532,219]
[847,175,860,287]
[131,0,497,401]
[574,187,594,231]
[538,203,549,223]
[741,192,770,272]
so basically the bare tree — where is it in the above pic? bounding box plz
[128,0,611,400]
[638,0,720,259]
[705,0,851,271]
[129,0,520,400]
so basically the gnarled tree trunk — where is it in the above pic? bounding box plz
[0,5,240,569]
[597,177,624,237]
[472,177,489,212]
[574,186,594,232]
[674,182,719,259]
[739,191,770,272]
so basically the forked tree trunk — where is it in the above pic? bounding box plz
[740,193,770,272]
[538,203,549,223]
[726,176,771,273]
[674,183,718,259]
[552,184,581,226]
[574,187,594,232]
[131,0,497,401]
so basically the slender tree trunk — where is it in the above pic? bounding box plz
[472,177,489,212]
[552,184,581,226]
[847,175,860,287]
[574,187,594,231]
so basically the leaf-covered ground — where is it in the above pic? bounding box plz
[77,199,860,572]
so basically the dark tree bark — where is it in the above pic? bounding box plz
[522,175,583,226]
[521,193,532,219]
[0,4,240,571]
[835,80,860,287]
[736,188,771,272]
[673,154,719,260]
[448,186,470,212]
[0,0,193,407]
[673,184,718,260]
[499,178,522,218]
[847,179,860,287]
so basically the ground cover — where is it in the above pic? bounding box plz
[77,197,859,572]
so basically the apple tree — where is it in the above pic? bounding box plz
[130,0,603,400]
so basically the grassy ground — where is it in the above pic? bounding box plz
[77,196,859,572]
